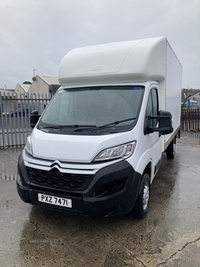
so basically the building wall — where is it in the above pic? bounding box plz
[15,84,25,95]
[28,76,49,95]
[189,93,200,108]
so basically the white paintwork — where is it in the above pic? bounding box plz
[164,44,182,148]
[27,37,182,184]
[58,37,167,86]
[30,128,134,163]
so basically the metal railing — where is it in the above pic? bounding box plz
[181,109,200,132]
[0,92,50,148]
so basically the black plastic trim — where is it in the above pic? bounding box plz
[16,155,142,217]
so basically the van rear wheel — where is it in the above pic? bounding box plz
[135,173,150,219]
[166,138,176,159]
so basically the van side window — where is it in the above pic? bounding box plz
[146,88,158,128]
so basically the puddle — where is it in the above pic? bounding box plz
[0,147,22,181]
[0,162,18,181]
[180,131,200,145]
[1,173,17,181]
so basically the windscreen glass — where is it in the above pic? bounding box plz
[38,86,144,134]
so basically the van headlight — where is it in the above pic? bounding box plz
[25,137,33,156]
[94,142,136,162]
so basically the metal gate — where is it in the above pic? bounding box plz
[0,92,50,148]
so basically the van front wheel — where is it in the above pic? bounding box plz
[135,173,150,219]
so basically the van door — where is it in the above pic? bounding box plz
[143,87,162,181]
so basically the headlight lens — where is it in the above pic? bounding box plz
[94,142,136,162]
[25,136,33,156]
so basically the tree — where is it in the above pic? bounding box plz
[22,81,32,85]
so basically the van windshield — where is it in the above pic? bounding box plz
[38,86,144,134]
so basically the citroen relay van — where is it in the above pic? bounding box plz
[17,37,182,218]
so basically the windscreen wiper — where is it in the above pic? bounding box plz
[42,125,63,129]
[74,118,136,132]
[41,124,95,129]
[41,118,136,132]
[73,125,98,132]
[98,117,136,129]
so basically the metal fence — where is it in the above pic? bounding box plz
[0,92,50,148]
[1,92,200,148]
[181,109,200,132]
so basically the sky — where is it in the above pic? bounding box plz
[0,0,200,89]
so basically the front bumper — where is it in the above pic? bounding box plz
[16,153,142,217]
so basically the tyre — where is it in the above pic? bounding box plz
[135,173,150,219]
[166,137,176,159]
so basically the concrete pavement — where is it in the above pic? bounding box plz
[0,133,200,267]
[0,146,23,180]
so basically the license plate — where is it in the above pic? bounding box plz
[38,193,72,208]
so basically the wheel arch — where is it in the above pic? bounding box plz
[138,162,152,194]
[143,162,151,179]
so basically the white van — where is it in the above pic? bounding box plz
[17,37,182,218]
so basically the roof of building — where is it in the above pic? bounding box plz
[189,92,200,100]
[38,76,60,85]
[14,83,31,93]
[21,84,31,92]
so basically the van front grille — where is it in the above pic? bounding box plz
[27,167,93,191]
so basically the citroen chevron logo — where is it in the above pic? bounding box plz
[50,160,61,170]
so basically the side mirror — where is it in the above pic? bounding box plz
[30,110,40,128]
[148,110,173,135]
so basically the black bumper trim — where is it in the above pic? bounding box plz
[17,154,142,217]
